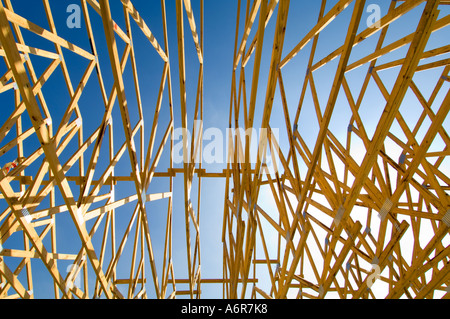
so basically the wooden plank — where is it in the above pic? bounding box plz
[119,0,168,61]
[183,0,203,64]
[280,0,353,68]
[294,0,366,235]
[3,7,94,60]
[0,4,113,299]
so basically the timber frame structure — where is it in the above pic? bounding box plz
[0,0,449,299]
